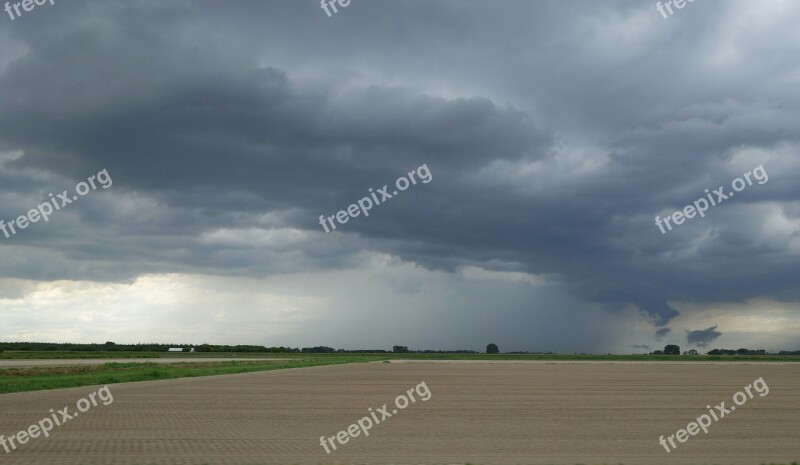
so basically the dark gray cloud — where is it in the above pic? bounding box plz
[655,328,672,339]
[629,344,652,352]
[0,0,799,349]
[686,326,723,347]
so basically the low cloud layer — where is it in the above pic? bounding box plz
[686,326,723,348]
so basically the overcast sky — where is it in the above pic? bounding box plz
[0,0,798,353]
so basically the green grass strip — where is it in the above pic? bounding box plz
[0,358,358,395]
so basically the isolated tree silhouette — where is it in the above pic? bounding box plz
[664,344,680,355]
[486,343,499,354]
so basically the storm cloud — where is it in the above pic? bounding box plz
[0,0,799,351]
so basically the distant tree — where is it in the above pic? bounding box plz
[652,350,664,355]
[486,343,499,354]
[195,344,212,352]
[301,346,336,353]
[392,345,409,353]
[664,344,680,355]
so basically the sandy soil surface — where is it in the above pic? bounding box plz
[387,359,800,365]
[0,361,797,465]
[0,358,289,368]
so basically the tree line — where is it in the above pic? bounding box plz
[0,341,298,353]
[3,341,798,355]
[648,345,800,356]
[0,341,481,354]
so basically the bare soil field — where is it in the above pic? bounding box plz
[0,361,797,465]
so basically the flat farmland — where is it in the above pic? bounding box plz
[0,361,797,465]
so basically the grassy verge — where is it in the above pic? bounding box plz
[0,351,297,360]
[0,358,366,394]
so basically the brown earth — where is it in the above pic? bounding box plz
[0,361,797,465]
